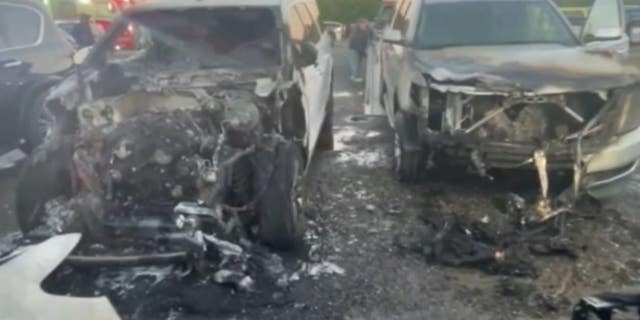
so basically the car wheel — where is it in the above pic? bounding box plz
[15,139,74,232]
[255,140,304,250]
[317,81,335,151]
[393,112,423,183]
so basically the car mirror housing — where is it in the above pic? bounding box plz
[584,27,624,43]
[73,47,92,65]
[382,29,403,44]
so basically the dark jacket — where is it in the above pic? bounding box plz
[72,23,95,48]
[348,25,370,55]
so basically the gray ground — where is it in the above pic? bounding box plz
[3,45,640,320]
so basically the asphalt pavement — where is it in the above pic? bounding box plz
[2,44,640,320]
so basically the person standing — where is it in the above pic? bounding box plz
[72,14,96,48]
[348,19,371,82]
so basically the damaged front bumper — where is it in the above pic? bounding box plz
[409,83,640,199]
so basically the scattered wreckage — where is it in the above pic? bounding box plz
[377,0,640,221]
[6,0,334,305]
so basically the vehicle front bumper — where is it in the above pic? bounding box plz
[423,127,640,199]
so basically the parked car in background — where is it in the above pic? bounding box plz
[0,0,74,151]
[322,21,345,42]
[56,18,137,50]
[626,5,640,44]
[378,0,640,205]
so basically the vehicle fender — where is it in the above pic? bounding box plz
[17,77,58,126]
[397,60,423,114]
[586,126,640,173]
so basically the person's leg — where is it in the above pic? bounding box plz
[348,49,360,80]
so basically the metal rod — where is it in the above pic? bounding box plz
[65,252,190,267]
[464,105,510,134]
[558,104,585,123]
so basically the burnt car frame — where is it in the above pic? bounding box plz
[378,0,640,214]
[14,0,334,251]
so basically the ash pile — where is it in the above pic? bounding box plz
[396,193,588,277]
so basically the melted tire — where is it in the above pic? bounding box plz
[255,140,304,250]
[15,138,74,232]
[393,112,423,184]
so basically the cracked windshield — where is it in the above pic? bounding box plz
[3,0,640,319]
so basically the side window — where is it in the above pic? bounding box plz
[287,4,305,42]
[296,3,322,43]
[287,4,317,67]
[391,0,412,36]
[0,4,43,51]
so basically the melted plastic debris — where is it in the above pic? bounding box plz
[0,149,26,170]
[302,261,346,278]
[95,266,174,298]
[334,91,355,98]
[213,269,255,292]
[335,149,388,168]
[43,197,77,234]
[334,126,364,151]
[0,232,24,262]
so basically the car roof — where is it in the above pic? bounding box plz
[0,0,46,9]
[131,0,292,12]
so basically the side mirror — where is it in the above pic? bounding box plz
[73,47,92,65]
[583,27,623,43]
[382,29,402,43]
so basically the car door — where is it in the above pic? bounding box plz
[286,0,333,162]
[580,0,628,58]
[0,1,73,74]
[381,0,413,127]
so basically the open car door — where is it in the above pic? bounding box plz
[581,0,628,59]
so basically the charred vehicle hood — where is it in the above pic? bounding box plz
[411,45,640,94]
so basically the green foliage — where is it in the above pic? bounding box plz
[317,0,381,24]
[554,0,640,6]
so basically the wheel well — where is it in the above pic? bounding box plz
[281,86,306,140]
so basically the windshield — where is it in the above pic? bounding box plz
[415,0,578,49]
[103,7,281,70]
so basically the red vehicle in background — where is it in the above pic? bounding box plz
[108,0,136,13]
[94,19,136,50]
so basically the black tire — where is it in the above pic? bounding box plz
[15,138,74,232]
[393,112,423,184]
[316,81,334,151]
[255,141,304,250]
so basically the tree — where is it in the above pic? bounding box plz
[317,0,381,24]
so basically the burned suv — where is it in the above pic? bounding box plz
[380,0,640,215]
[15,0,334,250]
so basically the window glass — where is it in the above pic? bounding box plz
[287,5,305,42]
[582,0,623,39]
[415,0,578,49]
[391,0,412,35]
[0,5,42,50]
[295,3,321,43]
[105,8,281,69]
